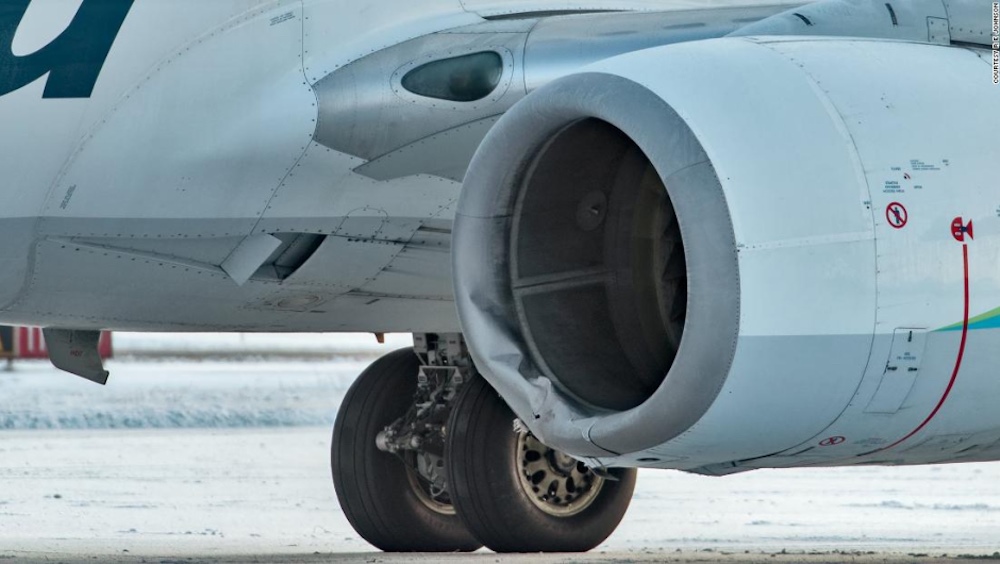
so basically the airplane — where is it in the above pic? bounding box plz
[1,0,996,554]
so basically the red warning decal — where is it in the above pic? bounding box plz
[819,436,846,447]
[952,217,974,242]
[886,202,908,229]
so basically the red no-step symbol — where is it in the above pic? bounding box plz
[819,436,846,447]
[886,202,908,229]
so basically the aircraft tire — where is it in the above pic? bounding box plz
[331,348,481,552]
[446,376,637,552]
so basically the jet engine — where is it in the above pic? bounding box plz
[454,35,999,471]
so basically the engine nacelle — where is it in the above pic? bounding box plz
[454,36,999,472]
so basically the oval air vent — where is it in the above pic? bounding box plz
[401,51,503,102]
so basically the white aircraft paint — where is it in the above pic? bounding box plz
[0,0,997,474]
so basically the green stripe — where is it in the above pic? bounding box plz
[939,305,1000,332]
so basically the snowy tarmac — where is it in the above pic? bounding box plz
[2,336,1000,562]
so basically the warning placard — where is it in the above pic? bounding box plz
[886,202,908,229]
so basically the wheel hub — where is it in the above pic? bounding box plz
[516,432,604,516]
[405,451,455,515]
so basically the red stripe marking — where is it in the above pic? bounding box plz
[873,243,970,454]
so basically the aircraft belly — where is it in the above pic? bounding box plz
[0,155,462,331]
[0,225,460,332]
[0,218,35,312]
[1,137,463,331]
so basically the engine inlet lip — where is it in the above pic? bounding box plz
[454,71,740,455]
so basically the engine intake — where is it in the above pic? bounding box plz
[453,71,739,456]
[512,118,687,411]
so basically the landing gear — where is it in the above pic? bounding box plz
[331,346,480,552]
[331,334,637,553]
[446,376,637,552]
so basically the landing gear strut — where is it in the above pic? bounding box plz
[331,333,637,552]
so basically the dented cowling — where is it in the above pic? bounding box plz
[454,68,741,459]
[453,34,999,469]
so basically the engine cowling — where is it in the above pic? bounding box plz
[453,35,999,471]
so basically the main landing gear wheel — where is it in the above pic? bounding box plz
[446,376,638,552]
[331,348,481,552]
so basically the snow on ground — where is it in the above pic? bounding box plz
[0,359,365,430]
[4,426,1000,562]
[1,335,1000,561]
[111,331,414,358]
[0,332,410,429]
